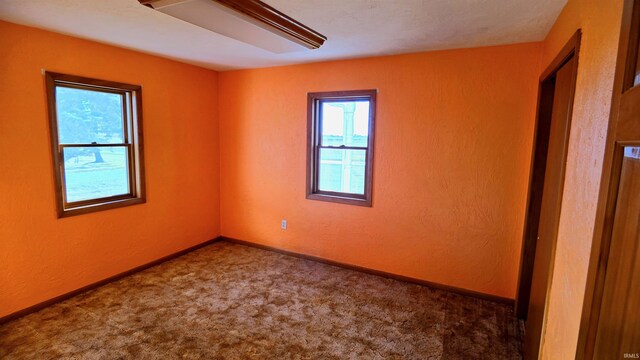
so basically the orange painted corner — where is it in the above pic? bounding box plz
[218,42,543,300]
[0,20,221,318]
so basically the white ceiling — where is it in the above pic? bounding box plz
[0,0,567,71]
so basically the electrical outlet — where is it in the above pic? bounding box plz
[281,219,287,230]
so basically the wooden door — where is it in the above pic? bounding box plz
[579,0,640,358]
[523,56,578,360]
[593,147,640,358]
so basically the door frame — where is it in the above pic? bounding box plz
[515,30,582,319]
[576,0,637,358]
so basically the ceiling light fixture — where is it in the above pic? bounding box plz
[139,0,327,53]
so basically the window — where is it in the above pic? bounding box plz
[45,72,145,217]
[307,90,376,206]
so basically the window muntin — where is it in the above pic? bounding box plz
[46,72,145,217]
[307,90,376,206]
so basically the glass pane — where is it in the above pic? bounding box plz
[318,148,366,194]
[56,87,125,144]
[63,146,130,202]
[321,101,370,147]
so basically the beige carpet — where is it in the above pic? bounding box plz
[0,241,523,359]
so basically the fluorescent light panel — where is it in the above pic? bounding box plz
[145,0,324,53]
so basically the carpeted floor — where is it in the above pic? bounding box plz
[0,241,524,359]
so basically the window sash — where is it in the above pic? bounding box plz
[313,146,369,195]
[58,143,136,207]
[317,98,371,148]
[55,85,132,146]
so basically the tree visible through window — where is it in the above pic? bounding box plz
[46,72,145,217]
[307,90,376,206]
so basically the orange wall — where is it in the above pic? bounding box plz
[0,21,220,318]
[219,43,542,299]
[539,0,623,358]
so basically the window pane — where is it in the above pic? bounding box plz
[56,87,125,144]
[318,148,366,194]
[63,146,130,202]
[321,101,369,147]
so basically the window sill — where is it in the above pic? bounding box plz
[306,193,371,207]
[59,197,146,218]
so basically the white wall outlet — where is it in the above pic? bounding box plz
[281,219,287,230]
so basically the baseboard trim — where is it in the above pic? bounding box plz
[221,236,515,306]
[1,235,513,324]
[0,236,222,325]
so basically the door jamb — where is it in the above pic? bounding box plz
[515,30,582,319]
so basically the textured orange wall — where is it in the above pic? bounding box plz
[539,0,623,358]
[219,43,542,299]
[0,21,220,318]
